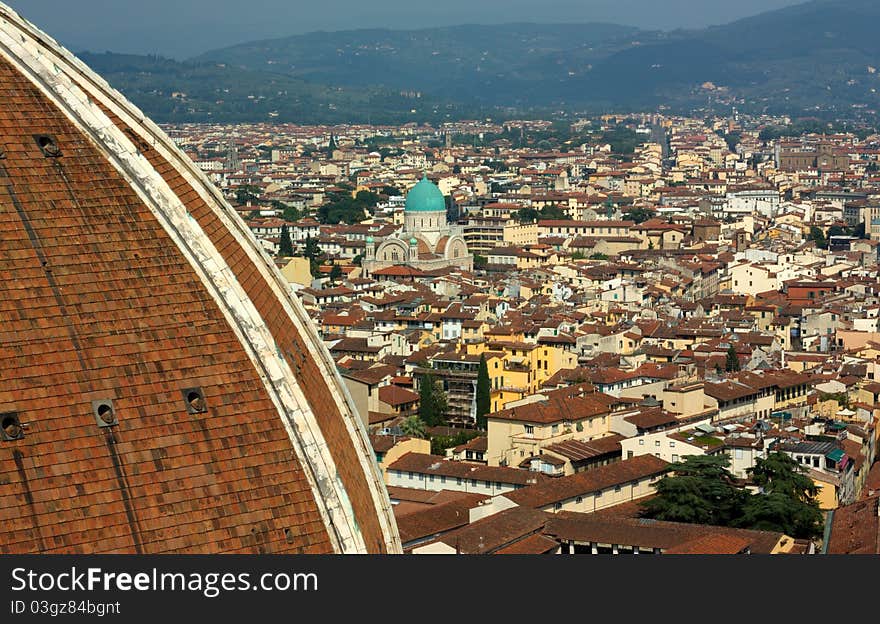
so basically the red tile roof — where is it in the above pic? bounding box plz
[504,456,668,509]
[826,495,880,554]
[388,453,551,487]
[489,393,611,425]
[378,385,419,406]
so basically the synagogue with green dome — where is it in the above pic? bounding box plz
[363,175,473,276]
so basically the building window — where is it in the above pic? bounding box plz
[524,424,534,435]
[429,475,435,482]
[639,439,644,446]
[669,441,675,448]
[408,472,414,480]
[456,478,462,485]
[655,440,661,447]
[671,455,678,463]
[614,485,621,493]
[554,502,562,511]
[576,496,583,504]
[471,479,477,487]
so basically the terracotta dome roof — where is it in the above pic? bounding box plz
[0,3,399,554]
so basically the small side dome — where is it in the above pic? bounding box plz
[409,237,418,246]
[366,236,374,244]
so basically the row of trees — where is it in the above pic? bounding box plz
[516,204,568,223]
[317,189,384,224]
[641,453,824,539]
[514,204,656,224]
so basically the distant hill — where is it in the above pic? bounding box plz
[80,1,880,123]
[193,23,640,107]
[78,52,489,124]
[572,0,880,113]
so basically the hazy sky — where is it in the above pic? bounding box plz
[4,0,807,59]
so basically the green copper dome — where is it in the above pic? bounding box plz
[405,176,446,212]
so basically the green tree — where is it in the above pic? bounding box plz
[516,207,541,223]
[235,184,260,205]
[430,429,481,455]
[640,455,747,526]
[735,492,823,539]
[354,190,381,208]
[737,454,823,539]
[279,224,294,257]
[303,236,323,277]
[475,355,491,429]
[329,263,343,284]
[318,189,381,224]
[748,452,820,504]
[418,373,448,427]
[282,205,302,222]
[725,344,740,372]
[809,225,827,249]
[399,415,427,439]
[623,206,655,224]
[539,204,568,220]
[722,131,741,153]
[826,225,846,238]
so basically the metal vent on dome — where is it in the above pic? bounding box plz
[182,387,207,414]
[92,400,117,427]
[1,412,24,441]
[33,134,61,157]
